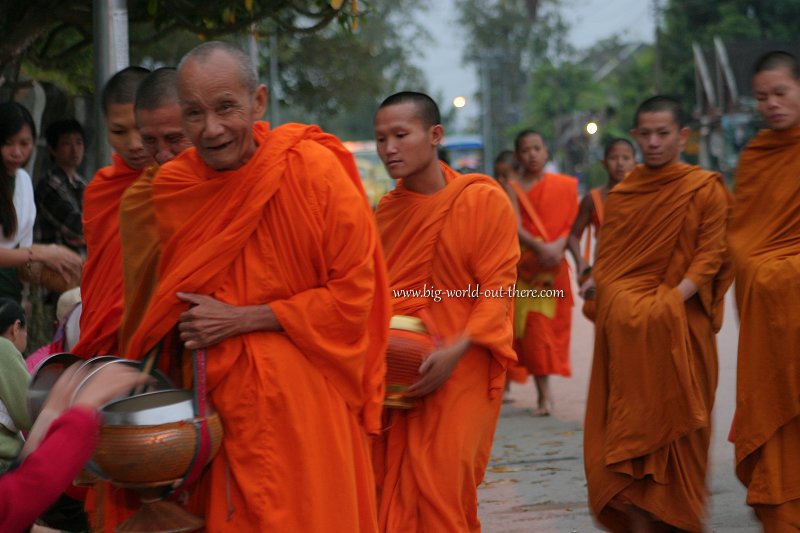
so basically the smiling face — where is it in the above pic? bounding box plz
[1,125,34,176]
[631,111,687,169]
[106,102,153,170]
[137,103,192,165]
[374,101,443,182]
[178,50,267,171]
[753,65,800,131]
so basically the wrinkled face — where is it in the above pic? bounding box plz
[753,66,800,131]
[106,103,152,170]
[1,125,34,175]
[515,133,548,175]
[603,142,635,182]
[631,111,687,169]
[137,104,192,165]
[178,51,267,171]
[374,102,442,181]
[50,132,84,171]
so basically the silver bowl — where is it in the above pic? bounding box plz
[101,389,198,426]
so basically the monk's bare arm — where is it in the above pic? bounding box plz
[176,292,282,350]
[679,182,729,301]
[567,195,595,274]
[501,180,543,251]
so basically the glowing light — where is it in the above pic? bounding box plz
[453,96,467,108]
[586,122,598,135]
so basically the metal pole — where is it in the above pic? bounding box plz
[481,56,493,175]
[269,33,280,125]
[92,0,129,171]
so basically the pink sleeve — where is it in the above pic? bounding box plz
[0,406,99,532]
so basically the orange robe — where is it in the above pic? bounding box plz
[73,154,140,357]
[584,162,732,532]
[514,172,578,377]
[118,166,160,355]
[729,127,800,529]
[373,163,519,532]
[125,122,389,532]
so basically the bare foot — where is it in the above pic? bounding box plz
[531,406,550,417]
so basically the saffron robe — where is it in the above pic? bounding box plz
[73,154,140,357]
[729,126,800,529]
[584,162,732,532]
[373,163,519,532]
[514,172,578,377]
[125,122,390,532]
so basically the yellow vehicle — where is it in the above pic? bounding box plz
[343,140,393,208]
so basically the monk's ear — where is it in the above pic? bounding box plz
[252,84,268,120]
[430,124,444,146]
[678,126,690,151]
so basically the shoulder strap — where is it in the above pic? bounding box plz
[510,181,551,241]
[590,188,605,225]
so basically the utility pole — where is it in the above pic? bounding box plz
[269,33,281,125]
[92,0,129,170]
[653,0,662,92]
[480,55,493,175]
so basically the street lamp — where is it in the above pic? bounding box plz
[586,121,598,135]
[453,96,467,108]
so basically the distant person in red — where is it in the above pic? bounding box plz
[508,130,578,416]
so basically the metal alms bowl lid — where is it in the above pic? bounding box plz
[101,389,200,426]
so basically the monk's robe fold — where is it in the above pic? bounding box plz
[73,154,140,357]
[125,121,389,532]
[584,162,732,532]
[514,172,577,377]
[118,166,160,355]
[729,127,800,523]
[374,162,519,532]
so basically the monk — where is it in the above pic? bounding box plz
[729,50,800,530]
[583,95,732,532]
[373,91,518,532]
[566,137,635,288]
[511,130,578,416]
[119,67,192,354]
[123,41,389,532]
[72,66,153,358]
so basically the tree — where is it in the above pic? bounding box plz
[0,0,361,93]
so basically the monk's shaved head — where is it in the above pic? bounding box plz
[633,95,685,129]
[494,150,521,172]
[178,41,258,92]
[102,66,150,115]
[135,67,179,111]
[378,92,441,128]
[753,50,800,79]
[514,129,545,152]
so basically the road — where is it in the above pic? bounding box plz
[479,292,761,532]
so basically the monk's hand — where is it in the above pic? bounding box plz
[177,292,247,350]
[676,278,699,301]
[535,240,564,269]
[406,338,471,398]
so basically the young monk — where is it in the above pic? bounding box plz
[729,50,800,530]
[72,66,153,358]
[510,130,578,416]
[583,95,732,532]
[124,41,389,532]
[373,91,518,532]
[119,67,192,354]
[566,138,635,286]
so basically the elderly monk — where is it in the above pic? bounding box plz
[583,95,732,532]
[729,50,800,531]
[72,66,153,358]
[511,130,578,416]
[123,41,389,532]
[373,91,518,532]
[566,138,635,285]
[119,67,192,354]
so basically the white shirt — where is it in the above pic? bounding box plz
[0,169,35,249]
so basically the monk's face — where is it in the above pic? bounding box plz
[178,51,267,171]
[493,160,516,185]
[374,102,443,181]
[753,66,800,130]
[631,111,687,169]
[515,134,548,176]
[136,103,192,165]
[106,103,153,170]
[602,142,635,183]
